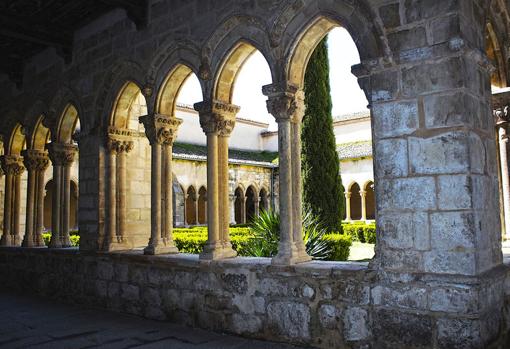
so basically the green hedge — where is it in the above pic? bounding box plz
[342,223,376,244]
[42,233,80,247]
[322,234,352,261]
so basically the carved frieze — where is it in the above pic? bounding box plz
[22,150,50,172]
[139,113,183,145]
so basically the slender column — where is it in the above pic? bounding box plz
[194,194,199,225]
[254,199,260,217]
[105,145,117,249]
[495,108,510,240]
[345,192,352,221]
[0,156,24,246]
[195,100,239,260]
[140,114,181,255]
[229,194,236,225]
[22,150,49,247]
[360,190,367,222]
[263,83,311,265]
[47,143,77,248]
[242,197,248,224]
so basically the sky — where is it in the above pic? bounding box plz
[177,27,369,130]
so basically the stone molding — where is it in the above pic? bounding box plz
[1,155,25,176]
[194,100,239,136]
[139,113,182,145]
[47,142,78,167]
[21,150,50,172]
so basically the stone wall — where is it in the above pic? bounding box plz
[0,248,508,349]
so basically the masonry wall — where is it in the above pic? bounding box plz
[0,248,508,349]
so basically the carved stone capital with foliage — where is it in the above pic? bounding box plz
[1,155,25,176]
[262,83,304,123]
[106,127,136,153]
[22,150,50,172]
[47,142,78,167]
[194,100,239,136]
[139,113,182,145]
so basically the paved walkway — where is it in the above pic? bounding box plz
[0,291,305,349]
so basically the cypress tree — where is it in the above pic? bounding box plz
[301,36,344,232]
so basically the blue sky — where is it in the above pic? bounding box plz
[178,27,369,130]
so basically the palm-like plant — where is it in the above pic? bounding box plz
[244,209,332,259]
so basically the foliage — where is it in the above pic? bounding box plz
[302,36,344,232]
[42,233,80,247]
[342,223,376,244]
[322,234,353,261]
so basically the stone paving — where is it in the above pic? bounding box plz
[0,291,306,349]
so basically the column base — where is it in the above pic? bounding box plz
[271,243,311,266]
[200,243,237,260]
[0,233,12,246]
[144,240,179,255]
[104,241,130,252]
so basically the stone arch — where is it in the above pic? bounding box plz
[156,63,200,116]
[28,116,51,151]
[487,21,508,87]
[259,187,269,212]
[245,185,257,222]
[280,6,387,88]
[55,104,80,144]
[94,60,147,131]
[185,185,197,225]
[172,177,185,227]
[198,186,207,224]
[110,81,145,129]
[234,186,245,224]
[5,123,26,156]
[349,182,362,221]
[46,86,82,140]
[364,180,375,221]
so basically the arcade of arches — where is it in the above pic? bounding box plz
[2,1,510,348]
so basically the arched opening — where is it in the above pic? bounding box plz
[364,181,375,221]
[198,186,207,224]
[43,179,53,230]
[234,187,244,224]
[30,116,50,151]
[185,186,197,226]
[7,123,26,156]
[55,104,80,144]
[172,179,185,227]
[70,180,78,229]
[259,188,268,212]
[486,22,507,89]
[350,183,362,221]
[245,186,256,222]
[43,179,78,232]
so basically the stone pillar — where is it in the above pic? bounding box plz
[195,100,239,260]
[140,114,181,255]
[104,130,134,251]
[194,194,199,225]
[21,150,49,247]
[344,192,352,221]
[0,155,24,246]
[495,107,510,240]
[47,143,77,248]
[263,83,310,265]
[229,194,236,225]
[242,196,247,224]
[360,190,367,222]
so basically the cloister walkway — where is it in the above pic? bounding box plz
[0,291,304,349]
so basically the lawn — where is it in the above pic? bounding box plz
[348,242,375,261]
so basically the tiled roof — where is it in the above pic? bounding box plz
[172,142,278,167]
[337,141,372,160]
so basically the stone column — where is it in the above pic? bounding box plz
[21,150,49,247]
[0,155,24,246]
[47,143,77,248]
[254,199,260,217]
[263,83,310,265]
[495,107,510,240]
[140,114,181,255]
[229,194,236,225]
[194,194,199,225]
[360,190,367,222]
[344,192,352,221]
[242,197,247,224]
[104,131,134,251]
[195,100,239,260]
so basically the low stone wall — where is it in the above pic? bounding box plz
[0,248,509,349]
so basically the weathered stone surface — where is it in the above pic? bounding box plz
[374,138,409,178]
[373,100,419,139]
[267,301,310,340]
[373,308,433,347]
[437,318,482,349]
[343,307,370,341]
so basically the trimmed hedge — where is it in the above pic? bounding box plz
[322,234,352,261]
[342,223,376,244]
[42,233,80,247]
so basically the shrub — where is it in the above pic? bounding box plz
[41,232,80,247]
[342,223,376,243]
[173,233,206,254]
[322,234,352,261]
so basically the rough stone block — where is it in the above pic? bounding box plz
[378,211,428,249]
[371,70,399,102]
[97,261,114,280]
[377,177,436,211]
[430,14,460,45]
[121,284,140,301]
[371,285,428,310]
[437,175,472,210]
[430,211,476,250]
[231,314,262,334]
[430,286,478,313]
[374,138,408,178]
[319,304,340,330]
[423,92,477,128]
[409,132,470,174]
[424,251,476,275]
[379,3,401,29]
[388,27,427,52]
[437,318,482,349]
[373,308,432,347]
[220,273,247,294]
[343,307,370,342]
[266,301,310,340]
[405,0,459,23]
[143,287,161,307]
[373,100,419,139]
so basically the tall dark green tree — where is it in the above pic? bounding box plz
[301,36,344,232]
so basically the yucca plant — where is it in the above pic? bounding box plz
[244,209,332,259]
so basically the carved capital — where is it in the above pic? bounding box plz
[194,100,239,136]
[47,142,78,167]
[139,113,182,145]
[22,150,50,172]
[1,155,25,176]
[262,83,304,123]
[106,127,137,153]
[494,105,510,128]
